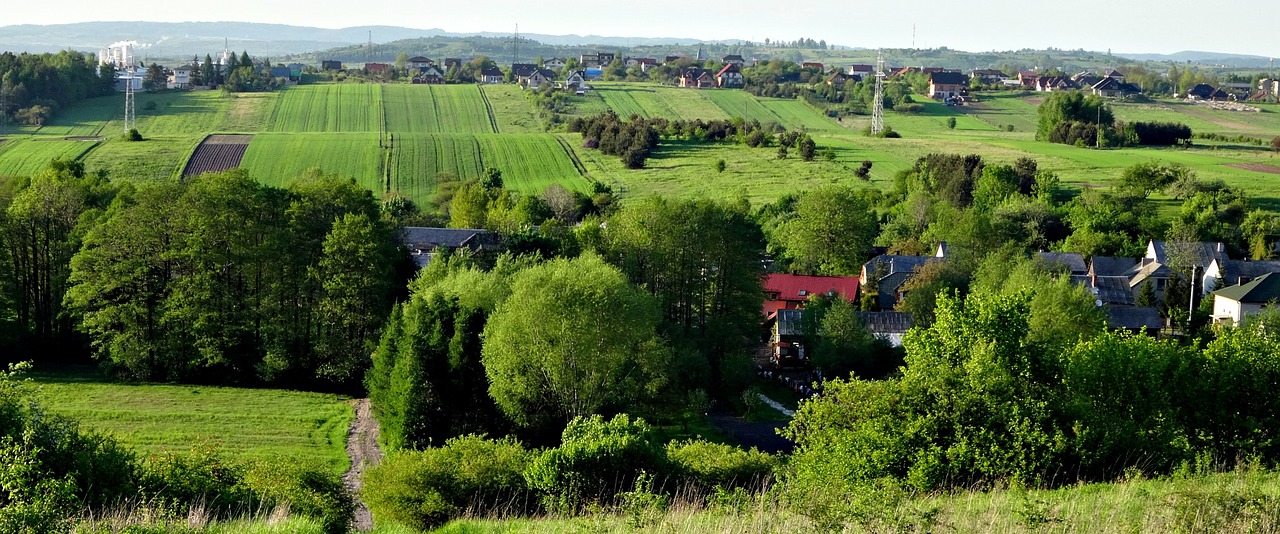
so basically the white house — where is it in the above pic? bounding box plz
[167,65,195,89]
[1212,272,1280,326]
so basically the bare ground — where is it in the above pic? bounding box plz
[343,398,383,532]
[1228,163,1280,175]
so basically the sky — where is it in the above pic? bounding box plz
[8,0,1279,57]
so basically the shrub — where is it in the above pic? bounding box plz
[666,440,776,490]
[241,461,354,534]
[893,103,924,113]
[714,159,726,173]
[1272,136,1280,152]
[523,414,667,513]
[138,444,253,513]
[123,128,143,141]
[947,117,957,129]
[362,435,531,531]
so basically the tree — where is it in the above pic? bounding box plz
[797,135,816,161]
[482,255,671,431]
[142,63,167,92]
[1036,90,1113,142]
[395,52,410,71]
[802,296,878,378]
[778,186,878,276]
[893,260,968,327]
[312,213,396,383]
[946,117,957,129]
[202,54,216,85]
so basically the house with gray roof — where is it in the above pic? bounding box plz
[1107,305,1164,336]
[401,227,501,268]
[860,245,948,310]
[1037,252,1087,275]
[1203,258,1280,295]
[1212,272,1280,326]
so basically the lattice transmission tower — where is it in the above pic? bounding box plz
[123,44,136,131]
[871,51,886,136]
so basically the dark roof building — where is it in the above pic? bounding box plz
[401,227,502,268]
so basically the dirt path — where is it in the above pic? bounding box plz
[343,398,383,532]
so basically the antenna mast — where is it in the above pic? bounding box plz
[124,44,136,131]
[871,50,886,136]
[514,24,519,65]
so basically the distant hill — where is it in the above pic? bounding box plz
[0,21,725,61]
[1117,50,1274,68]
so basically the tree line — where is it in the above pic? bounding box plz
[0,50,116,127]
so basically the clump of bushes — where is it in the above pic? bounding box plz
[123,128,143,141]
[362,435,531,531]
[524,414,668,513]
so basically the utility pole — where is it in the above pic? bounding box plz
[871,51,886,136]
[1189,264,1198,325]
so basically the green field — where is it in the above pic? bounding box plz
[0,138,100,177]
[384,84,496,134]
[392,133,590,200]
[241,132,384,191]
[479,84,544,133]
[592,84,730,121]
[31,371,353,474]
[269,84,383,132]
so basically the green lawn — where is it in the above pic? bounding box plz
[30,369,353,475]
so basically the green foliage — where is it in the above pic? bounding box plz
[123,128,143,141]
[362,435,531,531]
[665,440,776,490]
[524,414,667,512]
[776,186,878,276]
[602,197,764,398]
[1036,91,1114,142]
[801,296,881,378]
[483,255,671,430]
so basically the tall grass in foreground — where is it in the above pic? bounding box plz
[74,503,329,534]
[421,466,1280,533]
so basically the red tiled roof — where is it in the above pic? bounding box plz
[762,273,859,312]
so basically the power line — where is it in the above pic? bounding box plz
[871,51,886,136]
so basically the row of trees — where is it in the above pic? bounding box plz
[0,50,116,126]
[0,162,408,388]
[1036,91,1193,147]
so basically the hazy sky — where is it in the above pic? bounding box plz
[9,0,1279,57]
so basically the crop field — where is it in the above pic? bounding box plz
[0,138,100,177]
[383,84,496,133]
[31,371,352,474]
[759,99,843,132]
[269,84,382,132]
[391,133,589,201]
[182,134,254,177]
[592,84,730,120]
[240,133,383,191]
[704,90,788,125]
[479,84,543,133]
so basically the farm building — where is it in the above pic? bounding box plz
[401,227,502,268]
[321,60,342,71]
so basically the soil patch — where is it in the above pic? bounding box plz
[343,398,383,532]
[1227,163,1280,175]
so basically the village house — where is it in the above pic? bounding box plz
[407,56,434,71]
[1036,76,1078,92]
[624,57,658,72]
[412,65,445,84]
[801,62,824,71]
[524,68,556,90]
[1203,258,1280,295]
[1128,240,1229,302]
[1087,256,1140,306]
[927,71,968,101]
[401,227,502,268]
[761,273,860,316]
[364,63,390,75]
[1091,77,1142,99]
[717,63,744,88]
[1212,272,1280,326]
[970,69,1009,83]
[562,70,590,94]
[579,52,616,68]
[480,66,505,84]
[542,57,567,70]
[825,72,849,86]
[847,64,875,78]
[321,60,342,71]
[678,68,716,88]
[721,54,746,66]
[510,63,538,80]
[167,64,195,90]
[859,244,949,310]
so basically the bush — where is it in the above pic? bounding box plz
[1272,136,1280,152]
[523,414,667,513]
[947,117,957,129]
[362,435,531,531]
[123,128,143,141]
[139,444,254,513]
[893,103,924,113]
[241,461,354,534]
[666,440,776,490]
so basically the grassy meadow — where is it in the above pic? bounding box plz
[2,81,1280,211]
[29,369,353,475]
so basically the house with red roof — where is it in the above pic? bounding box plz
[762,273,859,317]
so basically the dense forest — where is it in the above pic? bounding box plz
[0,50,116,126]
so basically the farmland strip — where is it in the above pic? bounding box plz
[478,85,501,133]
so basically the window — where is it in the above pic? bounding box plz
[798,290,808,297]
[827,290,836,297]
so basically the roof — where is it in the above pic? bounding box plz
[722,54,745,61]
[401,227,498,250]
[1092,77,1122,91]
[1091,256,1139,277]
[481,67,504,76]
[1214,272,1280,303]
[929,71,969,85]
[854,311,914,334]
[717,64,740,76]
[511,63,538,77]
[1188,83,1216,97]
[1104,69,1124,77]
[408,56,432,63]
[1107,306,1163,330]
[1217,260,1280,287]
[863,255,937,279]
[1037,252,1087,274]
[1092,276,1136,306]
[270,66,291,77]
[1148,241,1227,268]
[848,64,874,71]
[763,274,859,304]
